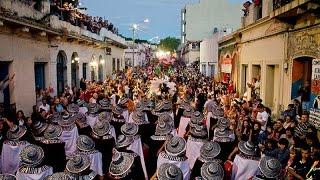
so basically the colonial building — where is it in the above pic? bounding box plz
[124,40,156,67]
[180,0,241,65]
[218,0,320,113]
[200,28,232,77]
[0,0,127,115]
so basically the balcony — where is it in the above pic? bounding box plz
[0,0,126,47]
[270,0,320,22]
[0,0,48,20]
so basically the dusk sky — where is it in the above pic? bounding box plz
[82,0,242,41]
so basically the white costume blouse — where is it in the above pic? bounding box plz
[1,141,29,174]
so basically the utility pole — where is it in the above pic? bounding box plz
[132,27,136,67]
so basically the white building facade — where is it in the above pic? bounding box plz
[0,0,127,115]
[181,0,242,64]
[124,41,156,67]
[200,29,232,77]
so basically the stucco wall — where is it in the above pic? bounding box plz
[0,32,124,115]
[185,0,242,41]
[238,20,287,113]
[0,33,50,114]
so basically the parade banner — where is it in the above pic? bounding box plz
[309,108,320,130]
[311,59,320,95]
[221,57,232,73]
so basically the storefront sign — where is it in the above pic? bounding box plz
[221,57,232,73]
[309,109,320,130]
[312,59,320,95]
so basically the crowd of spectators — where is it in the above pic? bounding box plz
[16,0,119,35]
[50,0,118,34]
[0,62,319,179]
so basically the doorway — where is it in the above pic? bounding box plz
[71,52,79,88]
[34,63,46,91]
[98,55,103,82]
[82,63,87,80]
[117,59,120,71]
[241,64,248,94]
[265,65,275,108]
[0,61,10,106]
[56,51,67,95]
[291,57,313,100]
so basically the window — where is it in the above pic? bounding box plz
[117,59,120,71]
[209,64,215,77]
[82,63,87,80]
[202,64,206,75]
[34,63,46,90]
[112,58,116,72]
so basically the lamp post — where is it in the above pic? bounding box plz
[131,19,149,67]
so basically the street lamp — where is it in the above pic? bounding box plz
[131,18,149,67]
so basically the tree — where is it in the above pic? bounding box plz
[158,37,181,53]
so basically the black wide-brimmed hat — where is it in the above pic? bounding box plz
[112,106,124,115]
[163,100,172,111]
[151,121,173,141]
[190,125,208,139]
[135,102,145,112]
[99,98,112,111]
[217,117,230,129]
[183,105,194,118]
[200,162,224,180]
[76,135,95,152]
[7,125,27,141]
[116,135,134,149]
[121,123,139,136]
[73,113,88,127]
[132,111,148,125]
[238,141,258,157]
[118,97,129,107]
[180,98,191,110]
[0,174,16,180]
[66,154,91,174]
[190,111,204,127]
[49,112,61,124]
[158,113,174,126]
[58,113,75,127]
[77,99,86,107]
[157,163,183,180]
[154,101,164,112]
[199,141,221,162]
[87,103,99,115]
[165,136,186,157]
[212,107,224,118]
[258,156,281,178]
[214,128,233,139]
[44,124,62,139]
[45,172,76,180]
[33,121,48,135]
[98,112,113,122]
[141,98,154,111]
[20,144,44,167]
[67,104,80,114]
[92,121,111,137]
[109,151,135,178]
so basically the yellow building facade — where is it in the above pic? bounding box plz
[219,0,320,114]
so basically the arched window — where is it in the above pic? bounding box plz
[56,51,67,95]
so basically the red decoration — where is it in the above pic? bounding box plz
[253,0,261,6]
